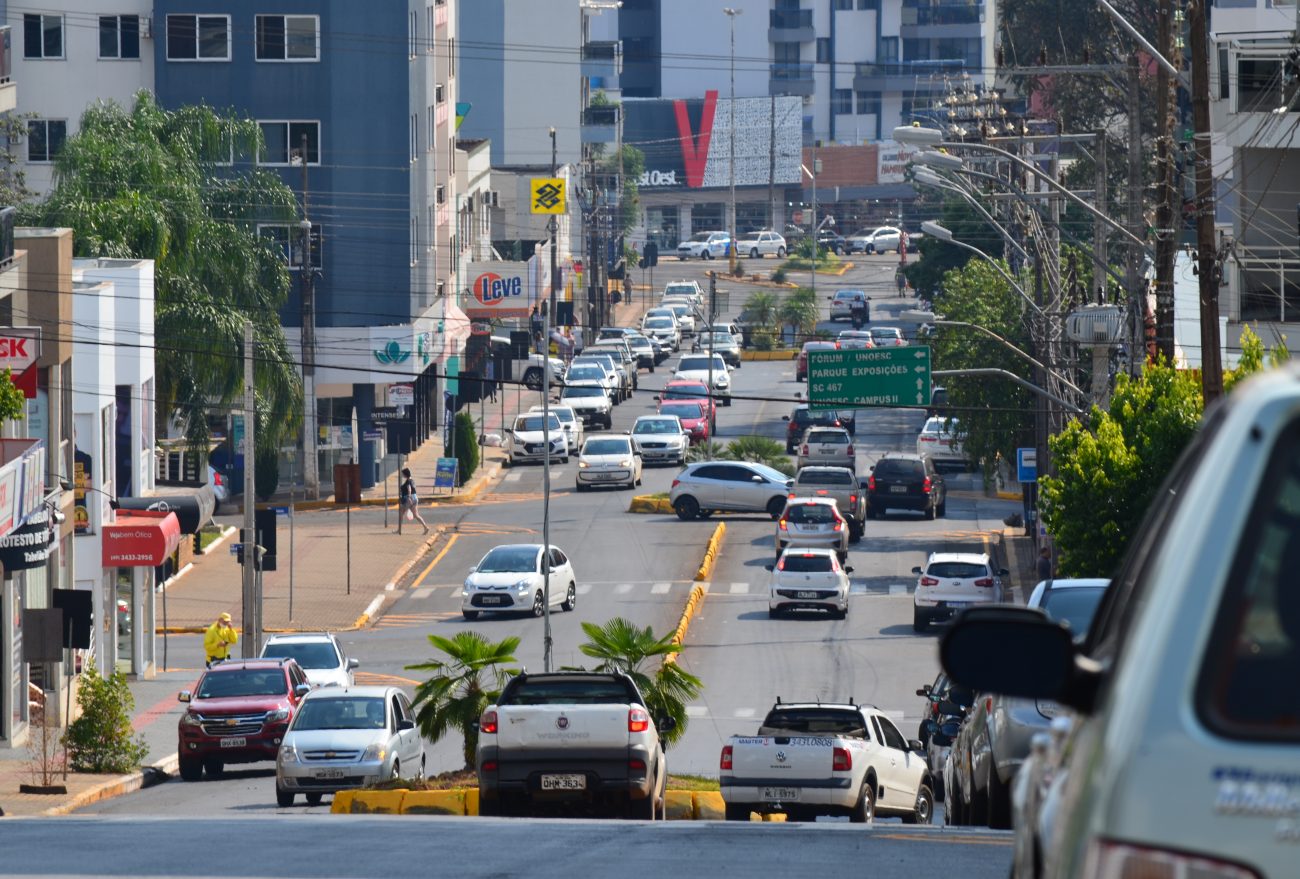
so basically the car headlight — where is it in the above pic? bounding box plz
[514,578,533,592]
[180,711,202,728]
[361,744,387,763]
[578,461,590,468]
[266,708,291,723]
[279,743,299,763]
[619,459,631,467]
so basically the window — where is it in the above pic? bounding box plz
[1218,48,1231,101]
[198,123,235,166]
[426,5,434,53]
[857,0,879,8]
[435,83,445,104]
[427,205,435,249]
[427,105,435,150]
[816,38,831,64]
[258,121,320,165]
[99,15,140,60]
[410,113,418,161]
[449,37,455,75]
[258,223,322,269]
[834,0,853,9]
[878,36,899,65]
[23,14,63,59]
[856,90,881,116]
[877,716,908,751]
[411,217,419,264]
[27,120,67,163]
[409,10,418,57]
[774,41,801,64]
[256,15,319,61]
[832,89,852,114]
[1238,57,1285,112]
[436,184,446,204]
[166,14,231,61]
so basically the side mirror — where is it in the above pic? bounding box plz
[294,683,312,698]
[844,566,854,574]
[998,568,1010,577]
[785,479,795,489]
[654,396,662,402]
[178,690,192,703]
[752,475,763,483]
[398,718,416,732]
[468,565,478,574]
[916,685,932,697]
[911,566,923,575]
[940,606,1088,709]
[908,738,926,753]
[347,658,360,670]
[782,415,791,422]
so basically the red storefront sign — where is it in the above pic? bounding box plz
[101,510,182,567]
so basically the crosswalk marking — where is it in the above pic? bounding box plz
[371,612,446,630]
[651,582,672,594]
[411,587,434,600]
[728,582,749,594]
[615,583,634,594]
[734,707,756,718]
[889,583,909,596]
[576,583,593,595]
[503,472,522,483]
[697,582,712,593]
[685,705,708,718]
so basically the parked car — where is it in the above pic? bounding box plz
[816,228,846,255]
[911,552,1006,632]
[736,230,787,259]
[783,404,855,453]
[915,672,962,799]
[260,633,358,689]
[575,434,643,492]
[837,330,875,349]
[828,290,870,323]
[657,400,711,444]
[461,543,577,620]
[559,383,613,429]
[674,353,732,405]
[787,465,866,541]
[504,412,568,467]
[869,326,907,347]
[796,340,839,382]
[795,426,855,472]
[669,460,791,521]
[865,452,945,519]
[774,498,849,562]
[275,685,423,807]
[630,415,689,465]
[676,231,731,260]
[177,658,313,782]
[917,416,966,467]
[692,330,742,367]
[864,226,905,254]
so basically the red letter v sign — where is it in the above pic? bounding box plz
[673,90,719,188]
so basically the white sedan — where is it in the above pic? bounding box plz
[504,412,568,466]
[917,416,966,466]
[462,543,577,620]
[764,547,852,619]
[631,415,689,465]
[575,434,643,491]
[736,230,787,259]
[673,353,731,406]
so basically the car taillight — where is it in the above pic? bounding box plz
[849,494,857,504]
[867,476,876,491]
[479,710,498,735]
[628,707,650,733]
[720,745,733,771]
[920,435,936,443]
[922,476,932,494]
[974,577,994,588]
[920,576,939,586]
[815,489,827,496]
[776,555,787,571]
[628,758,647,771]
[801,445,809,455]
[212,471,223,487]
[778,518,789,531]
[671,479,680,490]
[1082,841,1260,879]
[482,760,498,772]
[846,445,854,455]
[832,519,843,532]
[832,747,851,771]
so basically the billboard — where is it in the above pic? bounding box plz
[465,261,535,319]
[877,141,920,185]
[623,92,802,190]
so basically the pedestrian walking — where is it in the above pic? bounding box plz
[399,467,429,534]
[485,359,498,402]
[204,612,238,668]
[1037,545,1054,582]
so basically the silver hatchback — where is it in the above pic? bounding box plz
[796,427,855,471]
[775,497,849,561]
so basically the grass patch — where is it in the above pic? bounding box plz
[198,526,227,553]
[641,492,669,501]
[780,253,841,272]
[667,774,720,791]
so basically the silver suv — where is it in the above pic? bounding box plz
[941,366,1300,879]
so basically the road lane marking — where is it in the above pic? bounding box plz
[876,833,1011,847]
[685,705,708,717]
[734,707,756,718]
[697,581,712,593]
[503,471,522,482]
[410,533,459,589]
[729,582,749,594]
[411,587,434,600]
[576,583,593,595]
[615,583,634,594]
[651,582,672,594]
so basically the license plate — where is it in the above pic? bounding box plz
[315,768,345,779]
[762,787,799,801]
[480,595,502,605]
[890,485,908,493]
[947,602,970,609]
[219,736,246,748]
[540,774,586,791]
[819,446,836,453]
[595,472,616,480]
[796,591,820,599]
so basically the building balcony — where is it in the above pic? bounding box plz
[581,104,621,144]
[900,1,984,37]
[769,9,815,43]
[582,40,622,81]
[0,27,14,115]
[770,62,815,97]
[853,60,966,92]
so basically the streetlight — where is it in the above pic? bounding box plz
[911,168,1033,265]
[724,7,742,275]
[921,221,1042,316]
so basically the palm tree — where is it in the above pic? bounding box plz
[407,632,520,769]
[779,287,819,345]
[686,440,726,464]
[578,618,702,746]
[742,290,779,331]
[721,436,795,477]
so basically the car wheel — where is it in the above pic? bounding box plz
[725,803,752,821]
[532,591,545,618]
[902,784,934,825]
[390,760,401,781]
[750,248,760,259]
[969,783,989,825]
[913,607,928,632]
[305,793,324,807]
[462,610,479,621]
[938,499,947,517]
[203,758,223,779]
[786,443,796,454]
[179,757,203,782]
[602,415,613,429]
[777,247,786,258]
[417,755,427,781]
[561,583,576,612]
[766,497,786,520]
[523,367,542,391]
[848,521,863,543]
[560,455,569,465]
[276,787,295,808]
[850,782,875,823]
[674,496,700,520]
[502,457,512,468]
[575,481,587,492]
[987,764,1012,830]
[768,607,781,619]
[629,791,656,820]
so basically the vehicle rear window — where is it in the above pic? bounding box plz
[1039,587,1107,637]
[875,459,923,478]
[786,504,837,524]
[926,562,988,579]
[781,554,834,573]
[797,470,853,486]
[1198,417,1300,740]
[758,709,869,738]
[806,430,845,444]
[198,669,287,699]
[506,679,636,705]
[262,641,339,670]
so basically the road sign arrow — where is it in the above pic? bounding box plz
[916,379,923,389]
[913,350,927,358]
[914,366,926,373]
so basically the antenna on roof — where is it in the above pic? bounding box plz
[775,696,782,705]
[849,696,855,706]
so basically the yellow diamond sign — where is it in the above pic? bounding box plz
[530,178,566,215]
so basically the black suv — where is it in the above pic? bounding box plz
[783,405,855,453]
[864,452,946,519]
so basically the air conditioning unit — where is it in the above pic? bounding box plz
[141,16,153,39]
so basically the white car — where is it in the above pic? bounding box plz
[661,301,697,336]
[275,685,424,806]
[837,330,875,349]
[260,633,359,689]
[764,547,852,619]
[869,326,907,347]
[529,404,584,454]
[673,353,731,405]
[917,416,965,466]
[676,231,731,260]
[630,415,689,465]
[864,226,905,254]
[828,289,869,322]
[641,314,681,351]
[504,412,568,467]
[661,280,705,308]
[559,383,613,429]
[775,497,849,561]
[796,427,855,471]
[461,543,577,620]
[911,552,1007,631]
[736,230,787,259]
[575,434,643,491]
[565,361,620,403]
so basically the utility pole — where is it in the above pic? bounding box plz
[1154,0,1178,364]
[725,7,741,274]
[1127,54,1145,377]
[240,321,258,658]
[1188,0,1223,402]
[810,140,819,307]
[298,134,319,499]
[1093,130,1109,302]
[544,125,557,673]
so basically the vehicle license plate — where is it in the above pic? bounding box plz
[796,591,820,599]
[219,736,247,748]
[541,774,586,791]
[480,595,502,605]
[595,472,616,480]
[762,787,799,801]
[315,768,345,779]
[890,485,908,493]
[947,602,970,609]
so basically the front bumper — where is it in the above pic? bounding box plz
[277,758,390,793]
[769,588,848,613]
[569,408,609,426]
[463,589,530,611]
[509,442,567,462]
[179,725,289,764]
[635,443,685,462]
[577,467,632,486]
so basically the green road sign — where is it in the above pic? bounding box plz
[807,346,931,409]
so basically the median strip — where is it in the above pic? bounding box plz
[627,494,674,514]
[331,788,728,818]
[694,522,726,581]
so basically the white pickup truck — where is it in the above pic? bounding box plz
[476,671,672,819]
[720,700,935,823]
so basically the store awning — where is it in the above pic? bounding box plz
[115,486,216,535]
[102,510,182,568]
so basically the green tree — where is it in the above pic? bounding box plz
[1225,324,1291,394]
[721,435,794,477]
[453,411,480,482]
[63,661,149,773]
[578,618,702,746]
[23,92,302,469]
[741,290,779,329]
[407,632,520,769]
[904,195,1005,297]
[778,287,819,344]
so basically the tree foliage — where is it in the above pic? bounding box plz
[904,196,1005,297]
[22,92,302,464]
[453,412,480,483]
[778,287,819,344]
[407,632,520,769]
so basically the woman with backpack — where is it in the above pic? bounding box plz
[399,467,429,534]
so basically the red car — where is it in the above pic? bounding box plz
[796,341,838,382]
[177,658,313,781]
[658,400,711,444]
[660,379,718,424]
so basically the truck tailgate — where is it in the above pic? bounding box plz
[729,735,837,780]
[494,704,630,751]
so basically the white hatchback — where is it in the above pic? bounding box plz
[676,232,731,260]
[575,434,643,491]
[261,633,359,689]
[911,552,1007,631]
[764,547,853,619]
[674,353,731,405]
[529,405,584,454]
[462,543,577,620]
[736,230,787,259]
[917,416,965,466]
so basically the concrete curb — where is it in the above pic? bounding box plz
[330,787,726,818]
[739,350,798,361]
[42,753,179,817]
[627,495,673,514]
[779,260,854,276]
[694,523,726,582]
[353,593,386,630]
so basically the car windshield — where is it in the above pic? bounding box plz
[702,333,735,345]
[661,403,703,419]
[514,415,560,432]
[786,504,837,524]
[261,641,339,670]
[665,284,696,295]
[687,233,711,243]
[834,291,863,301]
[780,554,834,573]
[927,562,989,579]
[668,305,690,317]
[806,430,846,444]
[875,459,924,478]
[477,546,539,573]
[645,318,674,329]
[665,384,710,399]
[797,470,854,486]
[802,342,836,352]
[678,356,718,371]
[562,386,604,398]
[292,697,386,731]
[197,668,287,699]
[567,367,605,382]
[634,419,679,434]
[1040,586,1108,635]
[584,439,631,455]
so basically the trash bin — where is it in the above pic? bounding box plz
[333,462,361,504]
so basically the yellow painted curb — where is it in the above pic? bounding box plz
[996,490,1023,500]
[628,495,674,514]
[402,789,466,815]
[347,789,408,813]
[740,350,798,361]
[330,790,357,813]
[693,791,726,820]
[665,790,695,820]
[762,812,788,822]
[694,522,727,582]
[464,786,479,816]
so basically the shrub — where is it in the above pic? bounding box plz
[771,267,787,284]
[453,412,479,483]
[63,662,148,774]
[732,259,745,278]
[752,328,777,351]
